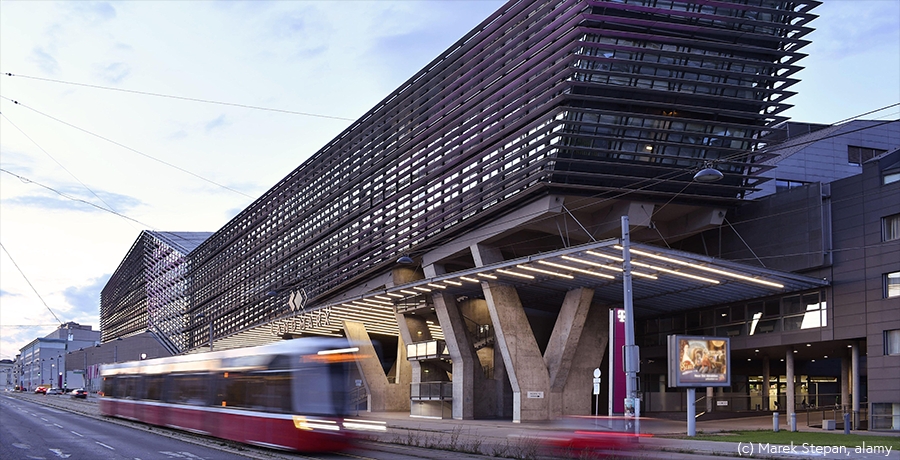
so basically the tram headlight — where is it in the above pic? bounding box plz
[292,415,341,432]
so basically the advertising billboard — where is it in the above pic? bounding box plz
[667,335,731,388]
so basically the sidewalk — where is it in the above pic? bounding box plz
[359,411,900,459]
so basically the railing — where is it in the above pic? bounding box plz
[410,382,453,401]
[806,404,869,429]
[407,340,448,361]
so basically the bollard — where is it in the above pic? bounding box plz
[843,413,851,434]
[773,412,780,432]
[790,412,797,432]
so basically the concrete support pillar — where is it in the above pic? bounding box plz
[659,376,667,412]
[763,356,770,411]
[851,342,861,430]
[432,291,489,420]
[343,320,409,412]
[841,354,850,412]
[786,348,795,424]
[706,387,713,413]
[472,243,550,422]
[544,288,594,419]
[396,313,427,384]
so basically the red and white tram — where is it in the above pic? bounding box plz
[100,338,365,452]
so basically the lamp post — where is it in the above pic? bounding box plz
[621,216,640,434]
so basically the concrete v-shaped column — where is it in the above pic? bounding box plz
[544,287,595,418]
[472,243,550,422]
[432,291,478,419]
[343,320,409,412]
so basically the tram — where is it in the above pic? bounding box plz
[99,338,366,452]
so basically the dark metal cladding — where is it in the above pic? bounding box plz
[100,231,211,351]
[186,0,819,350]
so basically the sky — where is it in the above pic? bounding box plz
[1,0,898,361]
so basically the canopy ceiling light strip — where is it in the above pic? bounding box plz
[563,255,657,279]
[518,265,574,279]
[538,260,615,280]
[630,261,719,284]
[619,246,785,288]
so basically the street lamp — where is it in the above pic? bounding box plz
[692,162,724,183]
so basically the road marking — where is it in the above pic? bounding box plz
[13,442,30,449]
[49,448,71,458]
[40,417,49,421]
[96,441,115,450]
[54,423,64,428]
[70,431,83,437]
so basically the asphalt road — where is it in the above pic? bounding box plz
[5,392,833,460]
[1,394,253,459]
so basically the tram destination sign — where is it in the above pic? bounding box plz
[667,335,731,388]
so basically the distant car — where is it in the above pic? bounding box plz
[70,388,88,399]
[34,386,48,394]
[46,388,64,395]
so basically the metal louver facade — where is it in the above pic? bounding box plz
[100,231,211,352]
[186,0,818,349]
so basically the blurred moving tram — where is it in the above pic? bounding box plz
[99,338,382,452]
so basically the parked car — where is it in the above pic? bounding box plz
[34,386,48,394]
[70,388,88,399]
[46,388,64,395]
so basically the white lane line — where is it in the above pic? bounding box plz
[54,423,64,428]
[40,417,49,421]
[70,431,83,437]
[96,441,115,450]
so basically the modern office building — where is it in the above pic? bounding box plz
[97,0,900,430]
[17,322,100,391]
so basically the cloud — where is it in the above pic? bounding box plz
[95,62,130,84]
[168,130,189,140]
[4,188,143,215]
[205,114,229,133]
[62,275,109,320]
[29,47,60,75]
[69,2,117,22]
[812,1,900,59]
[0,289,22,298]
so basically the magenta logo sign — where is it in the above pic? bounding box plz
[610,308,626,414]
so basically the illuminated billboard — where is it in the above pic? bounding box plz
[667,335,731,388]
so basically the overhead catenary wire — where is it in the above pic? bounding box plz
[0,112,137,231]
[0,95,254,200]
[1,72,356,122]
[0,168,157,229]
[1,72,896,276]
[0,242,64,325]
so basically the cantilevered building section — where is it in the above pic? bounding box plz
[101,231,211,353]
[187,0,818,349]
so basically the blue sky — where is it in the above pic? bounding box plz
[1,0,898,360]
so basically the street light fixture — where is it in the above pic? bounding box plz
[693,163,724,183]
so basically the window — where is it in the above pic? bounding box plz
[886,272,900,298]
[885,329,900,356]
[884,213,900,241]
[884,170,900,185]
[848,145,886,166]
[775,179,807,192]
